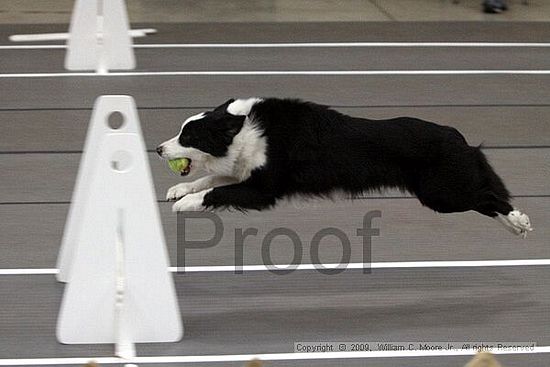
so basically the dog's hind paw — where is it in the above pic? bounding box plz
[507,209,533,238]
[495,209,533,238]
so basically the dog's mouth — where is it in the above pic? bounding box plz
[167,157,192,176]
[179,158,192,176]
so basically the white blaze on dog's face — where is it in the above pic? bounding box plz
[157,99,251,178]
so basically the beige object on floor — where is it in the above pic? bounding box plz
[465,352,503,367]
[245,360,263,367]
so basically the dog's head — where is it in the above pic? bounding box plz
[156,98,260,177]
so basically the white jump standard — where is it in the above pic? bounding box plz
[56,96,182,359]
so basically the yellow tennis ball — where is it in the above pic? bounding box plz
[168,158,190,174]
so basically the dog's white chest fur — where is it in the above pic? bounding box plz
[200,98,267,181]
[232,120,267,180]
[205,118,267,181]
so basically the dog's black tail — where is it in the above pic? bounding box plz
[475,146,511,202]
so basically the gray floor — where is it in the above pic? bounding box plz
[6,47,550,73]
[1,22,549,366]
[4,22,550,45]
[1,0,550,23]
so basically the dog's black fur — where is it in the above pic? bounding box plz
[201,98,513,218]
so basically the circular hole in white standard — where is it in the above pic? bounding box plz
[111,151,133,172]
[107,111,125,130]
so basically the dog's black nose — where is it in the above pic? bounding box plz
[156,146,164,156]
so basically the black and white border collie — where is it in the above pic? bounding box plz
[157,98,533,238]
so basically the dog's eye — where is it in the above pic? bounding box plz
[179,135,191,146]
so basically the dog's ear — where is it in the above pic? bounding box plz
[214,99,235,112]
[222,115,245,139]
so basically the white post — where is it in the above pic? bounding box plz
[57,96,144,283]
[9,0,156,72]
[65,0,135,71]
[56,96,183,352]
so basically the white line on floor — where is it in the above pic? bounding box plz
[0,268,58,275]
[3,42,550,50]
[136,42,550,48]
[2,259,550,276]
[1,70,550,78]
[0,44,65,50]
[174,259,550,272]
[1,346,550,365]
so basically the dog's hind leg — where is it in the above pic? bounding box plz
[413,174,533,237]
[473,149,533,237]
[475,196,533,238]
[497,209,533,238]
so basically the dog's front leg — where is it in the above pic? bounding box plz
[172,183,277,212]
[166,175,239,201]
[172,189,213,212]
[202,183,277,211]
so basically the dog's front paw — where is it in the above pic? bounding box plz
[166,183,195,201]
[172,189,211,212]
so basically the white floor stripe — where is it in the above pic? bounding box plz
[0,44,65,50]
[1,346,550,365]
[1,70,550,78]
[0,268,58,275]
[136,42,550,48]
[3,42,550,50]
[2,259,550,276]
[8,29,157,43]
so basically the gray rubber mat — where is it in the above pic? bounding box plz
[2,75,550,109]
[1,268,549,359]
[1,149,548,203]
[2,107,550,153]
[2,22,550,45]
[2,47,550,73]
[1,197,547,269]
[0,21,549,366]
